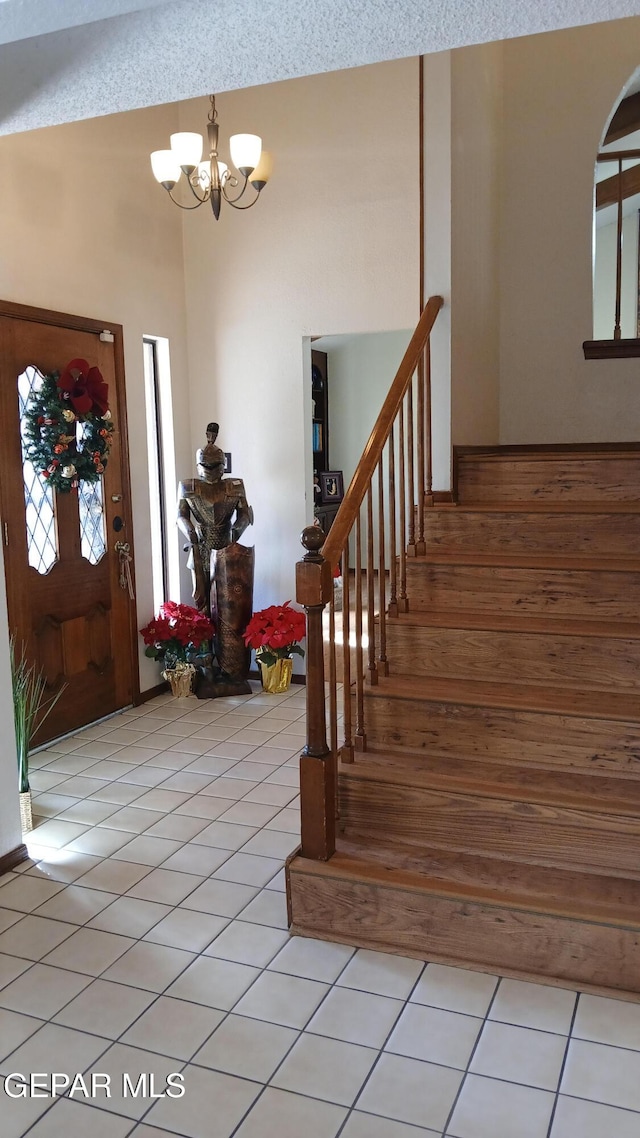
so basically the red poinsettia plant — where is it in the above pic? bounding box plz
[243,601,306,667]
[140,602,214,669]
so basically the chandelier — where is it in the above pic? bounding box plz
[150,95,272,219]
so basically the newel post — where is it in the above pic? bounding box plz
[296,525,335,860]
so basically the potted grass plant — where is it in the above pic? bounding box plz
[10,638,66,832]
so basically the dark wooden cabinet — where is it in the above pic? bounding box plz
[315,501,340,538]
[311,348,341,540]
[311,349,328,479]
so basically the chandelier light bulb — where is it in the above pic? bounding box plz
[150,149,181,188]
[170,132,203,173]
[229,133,262,176]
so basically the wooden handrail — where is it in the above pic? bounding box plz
[296,294,444,861]
[322,295,444,567]
[596,149,640,160]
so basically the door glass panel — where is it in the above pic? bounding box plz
[17,366,58,574]
[78,477,106,564]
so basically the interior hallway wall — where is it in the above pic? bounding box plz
[499,18,640,442]
[451,42,502,447]
[327,331,413,485]
[179,60,420,624]
[0,104,192,854]
[0,104,193,689]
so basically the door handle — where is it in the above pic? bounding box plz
[115,541,134,599]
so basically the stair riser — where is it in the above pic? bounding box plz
[360,694,640,777]
[405,564,640,621]
[457,455,640,503]
[340,780,640,876]
[385,624,640,692]
[424,512,640,556]
[289,863,640,993]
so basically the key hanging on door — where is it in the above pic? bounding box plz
[115,540,135,599]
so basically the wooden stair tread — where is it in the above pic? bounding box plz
[292,443,640,992]
[341,750,640,815]
[411,551,640,571]
[455,444,640,461]
[365,673,640,722]
[295,835,640,930]
[434,501,640,513]
[387,608,640,639]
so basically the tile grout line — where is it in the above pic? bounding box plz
[544,989,580,1138]
[5,690,640,1137]
[438,970,504,1138]
[225,940,365,1138]
[333,959,429,1135]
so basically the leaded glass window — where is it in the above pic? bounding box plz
[78,478,106,564]
[75,419,107,564]
[17,366,58,574]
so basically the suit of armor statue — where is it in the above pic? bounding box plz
[177,423,254,695]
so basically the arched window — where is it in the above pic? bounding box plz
[591,68,640,350]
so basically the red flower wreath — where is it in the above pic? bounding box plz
[23,361,114,493]
[57,359,110,416]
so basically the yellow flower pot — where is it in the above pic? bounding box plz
[162,663,195,698]
[259,657,293,694]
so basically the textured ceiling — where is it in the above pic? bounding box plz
[0,0,639,136]
[0,0,170,45]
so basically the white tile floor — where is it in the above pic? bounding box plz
[0,685,639,1136]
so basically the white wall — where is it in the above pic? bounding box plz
[0,105,193,687]
[327,331,413,485]
[0,103,193,850]
[423,50,453,487]
[593,212,640,340]
[499,18,640,442]
[451,42,502,446]
[322,330,412,568]
[179,61,420,617]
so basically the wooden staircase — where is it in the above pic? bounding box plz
[288,444,640,996]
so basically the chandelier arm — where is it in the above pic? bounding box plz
[221,174,251,205]
[225,193,262,211]
[166,188,206,210]
[221,175,260,209]
[186,174,210,204]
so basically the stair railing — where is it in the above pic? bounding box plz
[594,149,640,340]
[296,295,444,859]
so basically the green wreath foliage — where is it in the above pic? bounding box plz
[23,371,115,494]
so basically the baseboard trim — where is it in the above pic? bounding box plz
[140,674,306,701]
[136,681,169,705]
[248,668,306,686]
[0,843,29,878]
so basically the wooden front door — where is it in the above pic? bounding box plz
[0,302,139,743]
